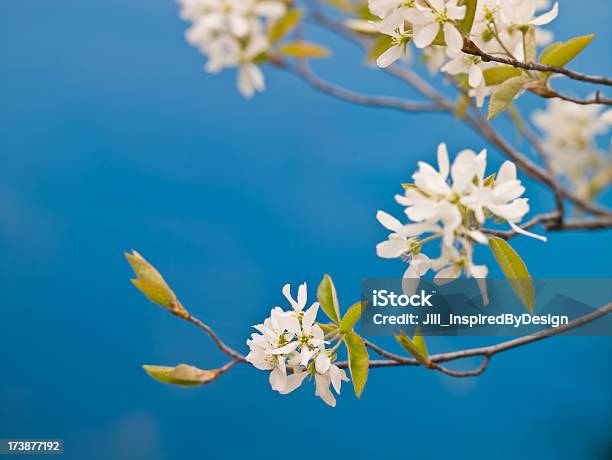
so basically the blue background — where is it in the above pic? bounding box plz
[0,1,610,459]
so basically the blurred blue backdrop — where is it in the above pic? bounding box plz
[0,1,611,459]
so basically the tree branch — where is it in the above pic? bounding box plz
[482,212,612,239]
[178,297,611,380]
[180,310,248,362]
[462,44,612,87]
[335,302,611,376]
[284,61,443,113]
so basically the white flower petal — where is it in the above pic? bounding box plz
[530,1,558,25]
[315,353,331,374]
[413,22,440,48]
[437,142,450,180]
[468,64,483,88]
[278,371,308,394]
[376,43,405,68]
[377,210,404,232]
[508,220,548,242]
[376,237,408,258]
[443,23,463,56]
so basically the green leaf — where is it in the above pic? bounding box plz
[396,328,429,364]
[318,323,339,334]
[366,35,394,63]
[487,75,525,120]
[278,42,330,59]
[126,250,170,289]
[131,279,175,308]
[539,34,595,67]
[344,332,369,398]
[143,364,220,387]
[126,250,180,310]
[489,237,535,313]
[317,274,341,323]
[458,0,478,35]
[268,9,303,44]
[538,42,561,64]
[523,26,536,63]
[340,302,364,333]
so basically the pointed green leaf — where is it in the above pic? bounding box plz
[489,237,535,313]
[318,323,339,334]
[540,34,595,67]
[126,250,179,310]
[131,279,175,308]
[340,302,364,333]
[483,66,522,86]
[143,364,220,387]
[396,328,429,364]
[487,75,525,120]
[268,9,303,44]
[344,332,369,398]
[317,274,341,323]
[126,250,169,289]
[458,0,478,35]
[366,35,394,62]
[278,42,330,59]
[538,42,561,64]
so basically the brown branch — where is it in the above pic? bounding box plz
[284,61,443,113]
[179,301,610,380]
[462,44,612,87]
[335,302,611,375]
[547,215,612,231]
[543,89,612,106]
[181,311,248,362]
[482,212,612,239]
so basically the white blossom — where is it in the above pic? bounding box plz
[404,0,466,57]
[499,0,558,27]
[377,142,546,301]
[178,0,286,98]
[532,100,612,199]
[314,362,349,407]
[375,22,412,68]
[246,283,349,406]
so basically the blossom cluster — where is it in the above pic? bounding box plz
[376,143,545,300]
[532,100,612,199]
[246,283,349,407]
[178,0,286,98]
[369,0,558,106]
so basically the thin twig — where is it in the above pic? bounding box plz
[183,312,248,362]
[545,89,612,106]
[462,44,612,87]
[335,303,611,374]
[180,301,611,379]
[482,212,612,239]
[285,61,442,113]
